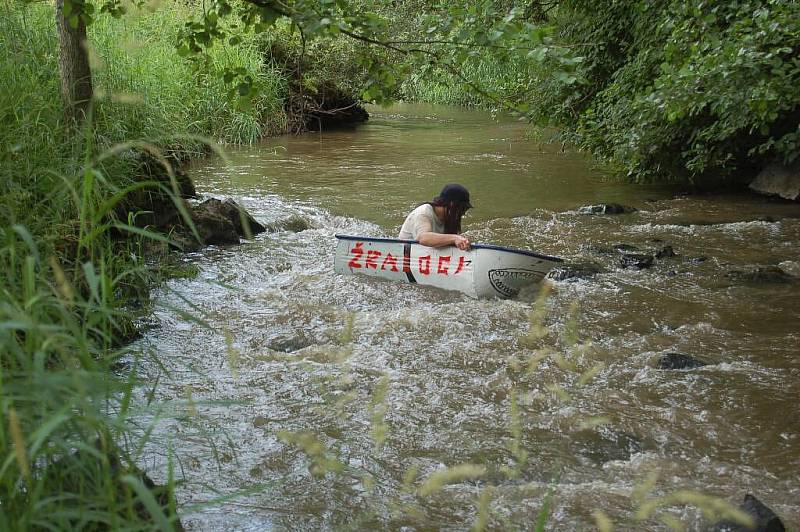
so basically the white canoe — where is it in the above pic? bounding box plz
[334,234,562,299]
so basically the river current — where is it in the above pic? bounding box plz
[132,104,800,530]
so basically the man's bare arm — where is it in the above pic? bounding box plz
[418,232,470,250]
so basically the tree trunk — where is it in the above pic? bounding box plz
[55,0,93,123]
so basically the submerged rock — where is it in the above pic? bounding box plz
[655,352,708,370]
[725,266,796,285]
[613,243,639,252]
[619,253,654,269]
[654,245,676,258]
[547,262,606,281]
[268,333,315,353]
[778,261,800,278]
[571,427,644,464]
[749,160,800,201]
[578,203,637,215]
[580,243,615,255]
[265,215,311,233]
[712,494,785,532]
[577,242,680,272]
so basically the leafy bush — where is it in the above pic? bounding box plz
[537,0,800,183]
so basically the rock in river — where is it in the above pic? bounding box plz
[195,198,266,237]
[547,262,606,281]
[749,160,800,201]
[619,253,654,269]
[655,352,708,370]
[654,245,676,258]
[188,204,240,246]
[613,243,639,252]
[171,198,266,250]
[711,494,786,532]
[725,265,797,285]
[579,203,637,215]
[570,427,644,465]
[265,215,311,233]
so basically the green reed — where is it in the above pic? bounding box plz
[0,3,245,526]
[0,161,185,529]
[400,53,535,110]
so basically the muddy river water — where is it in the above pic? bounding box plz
[133,104,800,530]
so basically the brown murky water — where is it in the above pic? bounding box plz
[133,104,800,530]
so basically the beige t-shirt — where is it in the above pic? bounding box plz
[398,203,444,240]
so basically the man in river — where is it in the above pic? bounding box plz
[398,183,472,250]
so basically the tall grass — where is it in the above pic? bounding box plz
[89,3,289,144]
[0,0,288,236]
[400,55,535,110]
[0,160,184,529]
[0,1,287,528]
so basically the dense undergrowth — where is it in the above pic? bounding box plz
[548,0,800,183]
[0,1,366,528]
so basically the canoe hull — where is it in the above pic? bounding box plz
[334,235,562,299]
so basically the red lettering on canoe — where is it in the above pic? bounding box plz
[347,242,364,269]
[418,255,431,275]
[437,256,451,275]
[454,256,468,274]
[381,253,399,272]
[366,249,381,269]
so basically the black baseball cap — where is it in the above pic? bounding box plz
[434,183,472,208]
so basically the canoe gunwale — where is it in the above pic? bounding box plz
[334,234,563,263]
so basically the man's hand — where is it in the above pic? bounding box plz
[453,235,471,250]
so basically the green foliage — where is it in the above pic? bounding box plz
[384,1,580,110]
[534,0,800,182]
[174,0,573,107]
[263,22,380,104]
[52,0,800,183]
[0,2,273,528]
[0,154,184,529]
[1,0,285,235]
[89,2,287,143]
